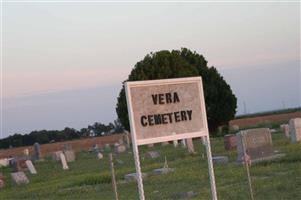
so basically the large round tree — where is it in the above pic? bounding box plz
[116,48,237,134]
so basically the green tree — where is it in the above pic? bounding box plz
[116,48,237,134]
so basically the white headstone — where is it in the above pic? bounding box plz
[97,152,103,160]
[173,140,178,147]
[280,124,290,138]
[23,149,29,156]
[64,150,76,162]
[289,118,301,143]
[181,139,187,147]
[60,153,69,170]
[52,151,63,161]
[25,160,37,174]
[172,132,178,147]
[0,158,9,167]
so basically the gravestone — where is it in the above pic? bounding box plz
[23,149,29,156]
[289,118,301,143]
[231,125,239,131]
[92,144,100,153]
[161,141,169,146]
[52,151,63,161]
[280,124,290,138]
[212,156,229,165]
[173,140,178,147]
[64,150,76,162]
[114,144,127,153]
[0,158,9,167]
[172,132,178,147]
[147,143,154,148]
[186,138,195,154]
[104,144,111,152]
[145,151,160,159]
[63,143,72,151]
[25,160,37,174]
[153,167,174,175]
[97,152,103,160]
[124,131,131,148]
[33,142,42,160]
[181,139,186,147]
[236,128,275,163]
[224,134,237,150]
[11,158,28,172]
[11,172,29,185]
[0,173,4,189]
[60,153,69,170]
[124,172,147,182]
[171,191,198,199]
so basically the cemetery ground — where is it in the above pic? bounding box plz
[0,123,300,200]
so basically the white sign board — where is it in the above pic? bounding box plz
[125,77,217,200]
[125,77,209,145]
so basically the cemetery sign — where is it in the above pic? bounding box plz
[125,77,209,145]
[125,77,217,200]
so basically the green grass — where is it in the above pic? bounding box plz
[0,129,300,200]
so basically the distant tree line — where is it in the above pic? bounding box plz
[0,120,124,149]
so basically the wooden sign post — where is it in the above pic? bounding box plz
[125,77,217,200]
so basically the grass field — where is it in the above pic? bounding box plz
[0,124,300,200]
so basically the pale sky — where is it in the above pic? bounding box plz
[1,1,300,138]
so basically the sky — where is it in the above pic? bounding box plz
[1,1,300,138]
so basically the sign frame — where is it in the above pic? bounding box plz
[125,76,217,200]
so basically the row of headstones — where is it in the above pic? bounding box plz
[224,118,300,164]
[0,143,79,188]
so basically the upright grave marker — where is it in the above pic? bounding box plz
[289,118,301,143]
[236,128,275,163]
[125,77,217,200]
[33,142,42,161]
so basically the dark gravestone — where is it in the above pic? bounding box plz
[212,156,229,165]
[33,142,42,161]
[224,134,237,150]
[63,143,72,151]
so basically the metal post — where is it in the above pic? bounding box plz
[109,153,119,200]
[204,136,218,200]
[132,143,145,200]
[241,134,255,200]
